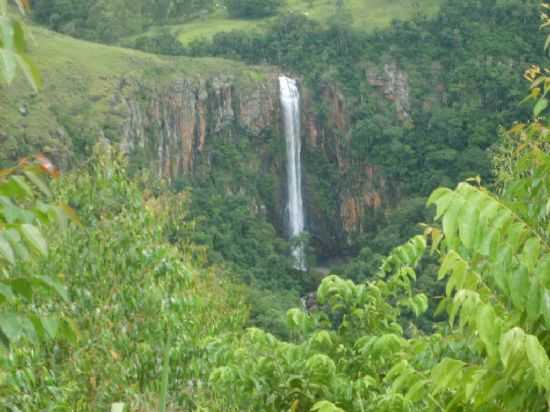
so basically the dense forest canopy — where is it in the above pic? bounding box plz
[0,0,549,410]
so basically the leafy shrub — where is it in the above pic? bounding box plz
[0,155,74,349]
[126,30,187,55]
[0,146,248,410]
[225,0,284,18]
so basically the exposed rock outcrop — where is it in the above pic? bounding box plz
[119,74,280,181]
[366,61,411,121]
[301,83,390,252]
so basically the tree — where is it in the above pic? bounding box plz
[225,0,283,19]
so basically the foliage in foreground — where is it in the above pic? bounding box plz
[0,0,42,90]
[1,147,248,411]
[0,155,75,349]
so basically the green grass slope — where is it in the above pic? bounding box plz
[0,25,270,164]
[171,0,441,45]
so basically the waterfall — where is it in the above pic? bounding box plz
[279,75,306,271]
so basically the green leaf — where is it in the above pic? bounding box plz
[405,379,429,402]
[58,318,78,344]
[23,170,51,198]
[10,175,33,198]
[539,256,550,288]
[499,327,525,369]
[0,233,15,265]
[0,312,22,345]
[509,266,529,310]
[411,293,428,317]
[457,192,480,250]
[0,283,14,303]
[0,48,16,83]
[311,400,345,412]
[431,358,465,395]
[441,195,464,249]
[33,275,68,302]
[15,52,42,92]
[525,335,550,390]
[19,223,48,256]
[438,251,458,280]
[542,289,550,328]
[40,317,60,340]
[9,277,32,299]
[534,97,548,117]
[519,237,540,273]
[526,280,542,325]
[476,304,499,360]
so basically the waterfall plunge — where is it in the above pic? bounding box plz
[279,76,306,271]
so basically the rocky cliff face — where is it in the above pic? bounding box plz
[114,71,400,256]
[366,61,411,122]
[301,83,391,253]
[119,74,280,180]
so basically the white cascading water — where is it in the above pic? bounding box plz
[279,75,306,271]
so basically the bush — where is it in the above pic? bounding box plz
[225,0,283,18]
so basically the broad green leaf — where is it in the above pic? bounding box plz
[0,16,15,50]
[310,330,333,349]
[15,52,42,92]
[505,222,527,254]
[0,233,14,264]
[40,317,60,340]
[23,170,51,197]
[427,187,452,207]
[539,256,550,288]
[0,15,26,50]
[525,335,550,390]
[479,198,501,226]
[287,308,307,332]
[0,283,14,302]
[476,304,499,360]
[438,251,458,280]
[519,237,540,273]
[58,318,78,344]
[499,327,525,369]
[411,293,428,317]
[0,48,16,83]
[534,97,548,117]
[542,289,550,328]
[9,277,32,299]
[445,257,467,296]
[441,196,464,248]
[509,266,529,310]
[19,223,47,256]
[431,358,465,395]
[457,191,480,250]
[33,275,69,302]
[526,281,542,325]
[405,379,429,402]
[0,312,21,344]
[10,175,33,198]
[305,354,336,379]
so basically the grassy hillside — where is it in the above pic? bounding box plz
[139,0,442,45]
[0,24,269,165]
